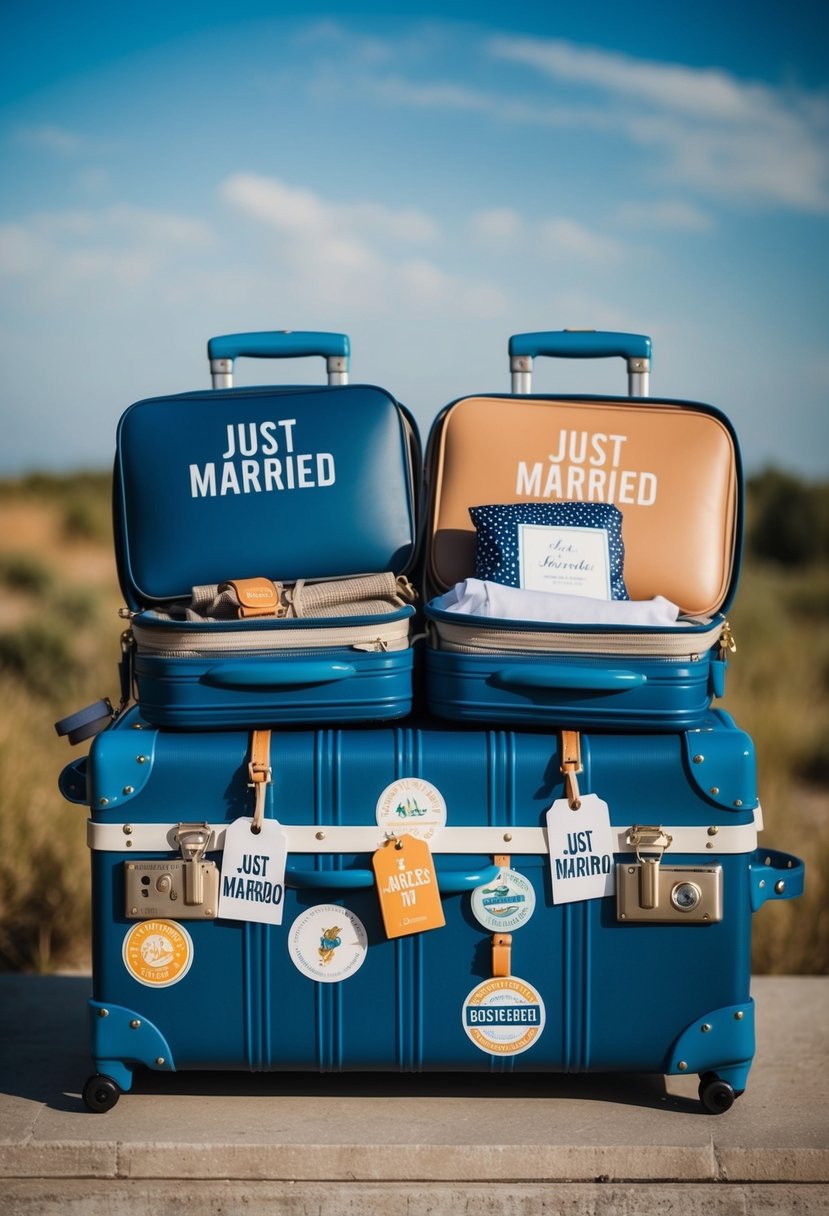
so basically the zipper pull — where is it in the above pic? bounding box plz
[719,621,737,659]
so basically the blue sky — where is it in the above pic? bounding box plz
[2,0,827,478]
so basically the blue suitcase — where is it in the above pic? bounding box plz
[60,706,801,1114]
[423,331,742,730]
[109,332,421,729]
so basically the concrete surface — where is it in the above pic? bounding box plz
[0,974,827,1214]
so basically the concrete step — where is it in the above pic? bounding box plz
[0,975,827,1214]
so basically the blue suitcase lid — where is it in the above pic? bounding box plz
[114,383,419,608]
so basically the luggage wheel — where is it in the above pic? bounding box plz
[82,1073,122,1113]
[698,1070,743,1114]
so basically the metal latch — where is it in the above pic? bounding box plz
[124,822,219,919]
[626,826,673,910]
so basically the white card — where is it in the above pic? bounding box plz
[546,794,616,905]
[518,524,611,598]
[218,817,288,925]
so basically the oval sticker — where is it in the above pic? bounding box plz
[375,777,447,841]
[288,904,368,983]
[122,919,194,988]
[462,976,546,1057]
[470,868,536,932]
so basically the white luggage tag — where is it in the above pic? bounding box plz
[546,731,615,905]
[218,730,288,925]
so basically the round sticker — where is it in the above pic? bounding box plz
[375,777,447,841]
[288,904,368,983]
[122,919,194,988]
[470,868,536,932]
[462,976,546,1057]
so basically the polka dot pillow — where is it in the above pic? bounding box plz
[469,502,629,600]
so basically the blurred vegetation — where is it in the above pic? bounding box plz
[0,468,826,974]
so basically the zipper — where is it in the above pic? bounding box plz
[431,618,725,659]
[131,617,411,657]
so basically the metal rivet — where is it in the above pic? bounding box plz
[706,842,714,849]
[122,785,134,796]
[155,1057,165,1067]
[123,825,133,835]
[735,1011,744,1021]
[126,840,133,848]
[701,1023,712,1034]
[127,863,135,871]
[98,1008,109,1018]
[775,880,785,894]
[130,907,138,915]
[628,867,636,875]
[707,826,719,836]
[503,833,513,842]
[315,831,326,840]
[136,755,147,764]
[678,1061,688,1071]
[99,798,109,807]
[693,754,704,764]
[130,1020,141,1029]
[759,879,766,889]
[733,800,743,808]
[709,787,720,796]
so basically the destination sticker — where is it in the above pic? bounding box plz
[546,793,616,905]
[288,904,368,984]
[470,868,536,932]
[375,777,447,841]
[218,817,288,925]
[462,976,546,1057]
[122,919,194,988]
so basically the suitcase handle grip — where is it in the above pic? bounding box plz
[286,864,501,894]
[492,665,647,693]
[207,330,350,388]
[508,330,651,396]
[749,849,804,911]
[202,660,357,689]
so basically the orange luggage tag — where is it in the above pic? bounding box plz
[372,833,445,939]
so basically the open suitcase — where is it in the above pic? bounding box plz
[423,331,742,730]
[105,331,421,729]
[59,706,802,1114]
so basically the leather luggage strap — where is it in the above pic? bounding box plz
[560,729,583,810]
[221,577,281,618]
[492,933,512,978]
[248,729,273,832]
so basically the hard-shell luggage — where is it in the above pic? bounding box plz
[60,706,802,1113]
[423,331,742,730]
[112,332,421,729]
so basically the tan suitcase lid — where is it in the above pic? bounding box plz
[426,394,741,618]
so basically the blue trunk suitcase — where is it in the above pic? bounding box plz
[59,706,801,1114]
[112,331,420,729]
[422,331,742,730]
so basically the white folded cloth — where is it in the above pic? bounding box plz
[436,579,684,626]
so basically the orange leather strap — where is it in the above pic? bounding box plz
[248,729,272,832]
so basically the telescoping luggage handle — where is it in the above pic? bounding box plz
[207,330,350,389]
[509,329,651,397]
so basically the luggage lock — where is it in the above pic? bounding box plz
[617,826,723,924]
[123,823,219,919]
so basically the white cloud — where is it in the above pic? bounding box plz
[539,217,628,264]
[615,199,714,232]
[0,204,215,300]
[219,172,505,318]
[487,36,829,212]
[470,207,525,244]
[14,124,114,158]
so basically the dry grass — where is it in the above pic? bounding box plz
[0,475,826,974]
